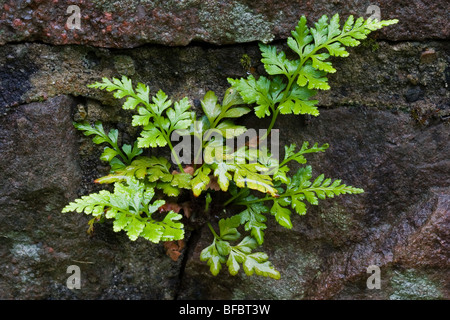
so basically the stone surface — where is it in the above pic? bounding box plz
[0,96,184,299]
[177,107,450,299]
[0,0,448,47]
[0,41,448,114]
[0,3,449,299]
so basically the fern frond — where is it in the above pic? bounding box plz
[62,178,184,242]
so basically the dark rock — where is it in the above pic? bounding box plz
[178,107,450,299]
[0,96,184,299]
[0,46,37,111]
[405,86,424,103]
[0,9,448,298]
[0,0,448,47]
[0,41,448,113]
[420,49,437,64]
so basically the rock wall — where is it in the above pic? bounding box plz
[1,0,449,46]
[0,1,448,299]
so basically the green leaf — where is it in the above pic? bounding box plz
[233,163,278,197]
[270,201,293,229]
[311,53,336,73]
[291,197,307,215]
[132,106,153,127]
[126,217,146,241]
[287,166,364,206]
[339,36,361,47]
[141,223,164,243]
[152,89,172,115]
[200,241,224,276]
[297,64,330,90]
[238,201,268,245]
[216,121,247,139]
[121,142,143,162]
[110,158,126,172]
[243,254,280,279]
[289,165,313,190]
[214,162,233,191]
[325,42,349,57]
[62,178,183,243]
[311,15,329,47]
[95,156,191,199]
[74,121,114,146]
[160,211,184,241]
[278,97,319,116]
[157,182,180,197]
[259,43,290,76]
[228,75,273,118]
[328,13,342,39]
[235,236,259,253]
[88,76,150,111]
[135,82,150,104]
[167,97,193,131]
[282,142,329,167]
[216,240,231,256]
[100,147,119,163]
[137,123,168,148]
[227,250,243,275]
[284,14,398,95]
[223,107,251,118]
[62,189,113,216]
[201,91,222,124]
[96,157,163,182]
[287,16,312,59]
[171,173,193,189]
[222,86,245,108]
[218,215,241,241]
[191,165,212,197]
[273,165,290,184]
[232,236,280,279]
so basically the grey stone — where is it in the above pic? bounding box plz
[0,0,448,47]
[178,108,450,299]
[0,96,184,299]
[0,6,448,298]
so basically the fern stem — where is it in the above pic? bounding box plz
[278,29,353,108]
[232,188,315,205]
[163,130,185,173]
[207,222,220,239]
[223,188,247,207]
[111,141,130,165]
[260,107,280,141]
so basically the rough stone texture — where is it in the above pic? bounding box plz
[177,108,450,299]
[0,96,183,299]
[0,2,449,300]
[0,41,448,115]
[0,0,448,47]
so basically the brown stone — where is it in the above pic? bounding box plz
[0,0,448,47]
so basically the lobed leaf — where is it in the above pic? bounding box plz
[62,178,184,243]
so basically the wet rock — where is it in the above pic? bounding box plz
[0,96,184,299]
[420,49,437,64]
[389,270,444,300]
[405,86,424,103]
[0,41,448,113]
[178,107,450,299]
[0,12,448,298]
[0,0,448,47]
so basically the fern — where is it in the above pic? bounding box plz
[62,178,184,242]
[89,77,194,172]
[229,13,398,134]
[62,13,397,279]
[73,121,142,169]
[201,217,280,279]
[95,156,192,197]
